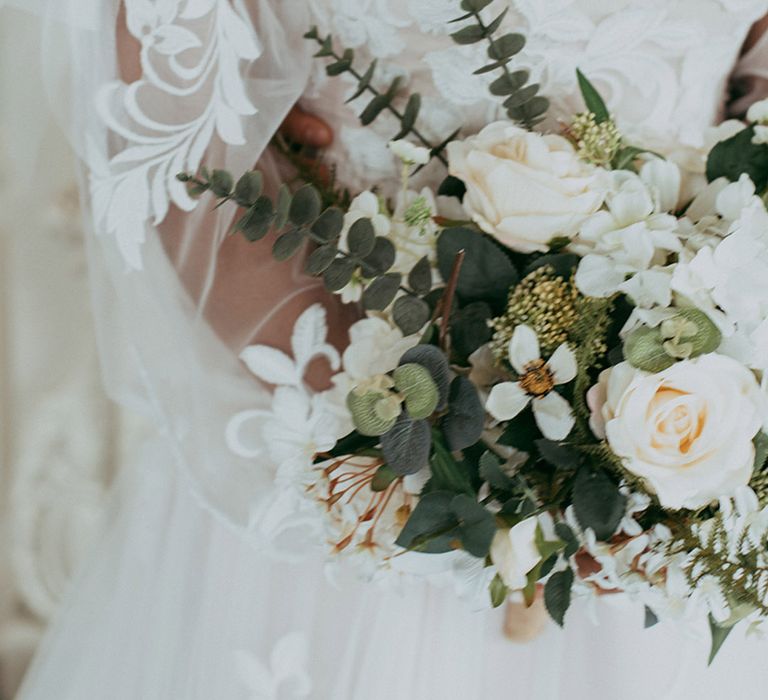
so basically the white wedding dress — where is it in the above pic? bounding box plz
[13,1,768,698]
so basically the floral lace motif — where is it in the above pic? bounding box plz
[92,0,261,269]
[235,632,312,700]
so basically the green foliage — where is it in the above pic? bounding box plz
[371,464,399,492]
[347,390,399,437]
[399,345,452,410]
[576,69,609,124]
[381,414,432,475]
[393,363,440,419]
[623,326,677,372]
[544,569,574,626]
[450,7,548,129]
[441,376,485,452]
[490,573,509,608]
[706,125,768,192]
[708,615,735,666]
[572,465,626,541]
[429,431,475,495]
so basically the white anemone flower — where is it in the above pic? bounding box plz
[486,325,577,440]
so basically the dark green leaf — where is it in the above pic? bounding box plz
[535,440,581,470]
[347,60,377,103]
[488,33,526,60]
[395,491,459,553]
[539,555,558,579]
[490,573,509,608]
[362,273,401,311]
[408,256,432,295]
[503,84,541,109]
[498,405,539,453]
[395,94,421,140]
[576,68,610,123]
[555,523,580,558]
[706,125,768,191]
[474,60,510,76]
[209,169,233,197]
[509,96,550,125]
[460,0,493,10]
[484,7,509,35]
[754,431,768,471]
[382,414,432,476]
[572,466,626,542]
[360,95,390,126]
[442,376,485,452]
[289,185,322,226]
[362,236,396,275]
[451,494,496,557]
[430,433,474,495]
[708,615,735,665]
[323,257,357,292]
[371,464,399,492]
[305,244,338,275]
[234,171,262,207]
[237,195,274,242]
[450,302,492,361]
[451,25,485,45]
[399,345,451,411]
[274,184,291,229]
[544,569,574,627]
[644,606,659,629]
[479,451,514,490]
[272,228,306,261]
[523,253,580,279]
[347,218,375,257]
[326,48,353,76]
[311,207,344,242]
[437,227,518,303]
[393,295,431,336]
[314,35,334,58]
[490,70,529,96]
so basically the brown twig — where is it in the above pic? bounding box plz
[438,249,466,352]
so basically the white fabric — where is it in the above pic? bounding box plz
[11,0,768,698]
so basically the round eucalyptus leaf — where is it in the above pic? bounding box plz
[209,169,233,197]
[234,171,263,207]
[624,326,676,373]
[393,295,430,336]
[274,185,292,229]
[272,227,306,262]
[346,391,399,437]
[347,218,376,257]
[670,307,722,357]
[393,363,439,419]
[399,344,451,410]
[305,244,338,275]
[237,195,274,242]
[362,273,401,311]
[361,237,396,276]
[381,414,432,476]
[442,376,485,452]
[408,256,433,296]
[311,207,344,242]
[289,184,322,226]
[323,258,357,292]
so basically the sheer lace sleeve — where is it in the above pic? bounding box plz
[45,0,355,534]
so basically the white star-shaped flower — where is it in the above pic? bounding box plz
[486,325,577,441]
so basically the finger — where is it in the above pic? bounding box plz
[280,107,334,148]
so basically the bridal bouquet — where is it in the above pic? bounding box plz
[181,1,768,661]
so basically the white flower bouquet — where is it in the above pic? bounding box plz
[180,1,768,661]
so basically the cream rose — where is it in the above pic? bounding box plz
[447,121,605,253]
[599,356,765,510]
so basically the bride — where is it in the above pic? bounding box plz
[13,1,768,698]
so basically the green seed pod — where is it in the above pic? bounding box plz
[623,326,676,373]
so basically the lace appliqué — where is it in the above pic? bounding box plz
[91,0,261,270]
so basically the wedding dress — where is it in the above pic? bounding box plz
[13,1,768,699]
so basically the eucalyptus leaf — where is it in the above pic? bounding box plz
[272,228,306,261]
[362,273,401,311]
[210,169,233,197]
[395,94,422,140]
[311,207,344,242]
[289,185,322,226]
[451,494,496,558]
[408,256,433,296]
[362,236,396,275]
[488,33,525,60]
[346,390,399,437]
[479,451,514,491]
[460,0,493,11]
[274,184,292,229]
[503,84,540,109]
[490,574,509,608]
[393,295,431,336]
[234,171,263,207]
[323,258,357,292]
[237,196,274,242]
[706,125,768,191]
[393,364,439,420]
[347,60,377,103]
[381,414,432,476]
[442,376,485,452]
[395,491,459,553]
[360,95,390,126]
[451,302,493,361]
[623,326,676,373]
[490,70,529,96]
[451,25,485,45]
[535,440,581,470]
[305,244,338,275]
[399,344,451,410]
[430,433,474,495]
[347,218,376,257]
[754,431,768,471]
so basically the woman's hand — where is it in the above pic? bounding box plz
[279,106,334,149]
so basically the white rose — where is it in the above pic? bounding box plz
[341,317,417,381]
[490,518,541,590]
[602,356,765,510]
[447,121,604,253]
[747,98,768,124]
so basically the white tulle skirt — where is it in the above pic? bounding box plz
[16,441,768,700]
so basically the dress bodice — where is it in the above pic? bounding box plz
[303,0,767,190]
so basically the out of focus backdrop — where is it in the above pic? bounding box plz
[0,7,139,698]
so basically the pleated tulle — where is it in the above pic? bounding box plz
[15,441,768,700]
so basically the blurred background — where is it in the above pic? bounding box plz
[0,6,141,698]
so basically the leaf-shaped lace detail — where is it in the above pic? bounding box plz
[91,0,261,270]
[235,632,312,700]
